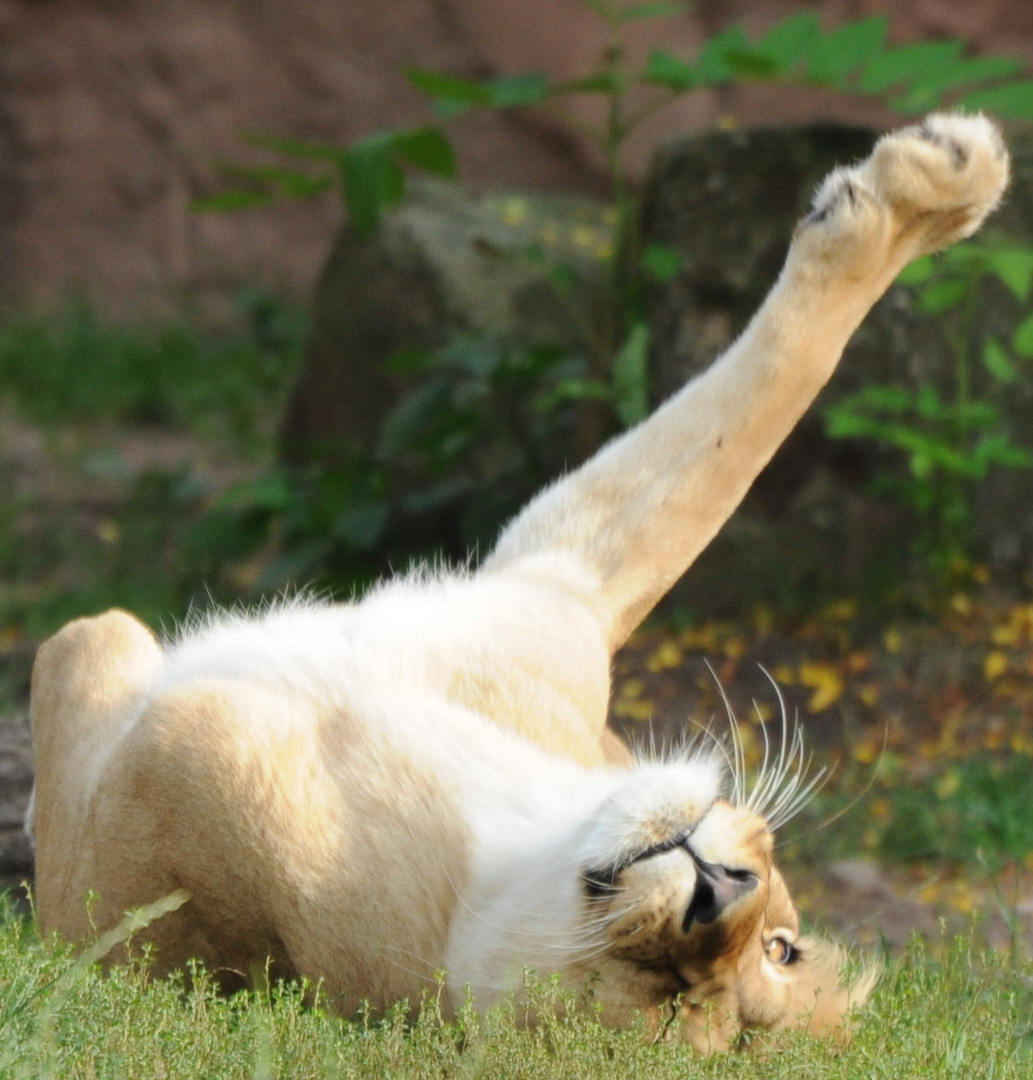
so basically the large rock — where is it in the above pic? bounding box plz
[278,179,616,562]
[286,124,1033,612]
[641,125,1033,612]
[280,179,612,463]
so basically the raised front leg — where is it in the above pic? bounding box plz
[485,114,1009,649]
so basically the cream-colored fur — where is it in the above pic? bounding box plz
[29,114,1008,1051]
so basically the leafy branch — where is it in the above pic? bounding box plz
[825,242,1033,582]
[194,9,1033,236]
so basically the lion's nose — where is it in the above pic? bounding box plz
[682,857,757,931]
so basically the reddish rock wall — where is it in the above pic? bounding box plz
[0,0,1031,312]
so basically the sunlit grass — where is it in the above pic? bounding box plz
[0,894,1029,1080]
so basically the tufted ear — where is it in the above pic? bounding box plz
[784,936,880,1043]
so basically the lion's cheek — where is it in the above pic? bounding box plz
[737,964,792,1031]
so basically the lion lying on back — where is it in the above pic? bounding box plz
[29,114,1008,1051]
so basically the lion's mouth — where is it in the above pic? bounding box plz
[583,835,758,934]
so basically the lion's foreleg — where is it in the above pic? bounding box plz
[486,115,1009,649]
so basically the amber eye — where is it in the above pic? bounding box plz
[765,935,799,965]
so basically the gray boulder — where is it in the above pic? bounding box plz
[0,713,33,901]
[642,124,1033,612]
[280,179,612,464]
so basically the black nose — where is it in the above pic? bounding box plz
[682,857,757,931]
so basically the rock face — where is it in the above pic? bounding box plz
[2,0,1033,311]
[639,124,1007,612]
[292,124,1033,613]
[0,0,610,313]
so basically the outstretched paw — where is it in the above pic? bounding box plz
[867,112,1009,254]
[792,112,1009,288]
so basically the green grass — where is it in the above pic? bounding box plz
[874,754,1033,866]
[788,750,1033,873]
[0,292,304,449]
[0,898,1029,1079]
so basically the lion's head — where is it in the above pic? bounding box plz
[556,730,876,1051]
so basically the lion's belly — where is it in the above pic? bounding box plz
[156,562,613,768]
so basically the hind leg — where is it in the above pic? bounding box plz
[29,610,164,938]
[486,114,1009,648]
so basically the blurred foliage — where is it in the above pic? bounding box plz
[825,242,1033,586]
[0,294,306,639]
[0,290,304,451]
[875,755,1033,866]
[190,336,596,594]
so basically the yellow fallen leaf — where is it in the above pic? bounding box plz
[984,650,1009,681]
[822,599,857,620]
[883,628,902,654]
[798,661,844,713]
[951,889,975,915]
[646,640,682,672]
[935,769,960,799]
[612,698,655,722]
[772,664,796,685]
[991,623,1020,646]
[722,636,746,660]
[853,739,879,764]
[858,683,880,707]
[919,883,940,904]
[1010,733,1033,755]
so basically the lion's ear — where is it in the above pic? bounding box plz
[786,937,880,1044]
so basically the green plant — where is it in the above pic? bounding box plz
[0,292,305,451]
[198,7,1033,412]
[189,336,600,593]
[825,242,1033,582]
[875,753,1033,867]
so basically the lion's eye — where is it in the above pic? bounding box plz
[765,935,799,965]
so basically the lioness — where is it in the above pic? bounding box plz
[29,114,1008,1051]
